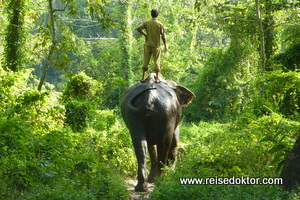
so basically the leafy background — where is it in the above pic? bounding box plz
[0,0,300,199]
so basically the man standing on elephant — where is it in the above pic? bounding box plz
[136,9,168,82]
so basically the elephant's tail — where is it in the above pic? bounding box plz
[127,86,157,114]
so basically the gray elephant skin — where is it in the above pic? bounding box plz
[121,74,195,192]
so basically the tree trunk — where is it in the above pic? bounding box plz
[118,2,132,85]
[264,0,275,69]
[255,0,266,97]
[3,0,26,72]
[38,0,57,91]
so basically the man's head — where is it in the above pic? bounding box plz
[151,9,159,18]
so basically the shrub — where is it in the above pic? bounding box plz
[19,167,130,200]
[0,69,132,199]
[254,70,300,118]
[65,100,90,131]
[248,112,300,172]
[62,72,103,131]
[62,72,98,101]
[150,120,300,199]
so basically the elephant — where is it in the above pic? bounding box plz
[121,73,195,192]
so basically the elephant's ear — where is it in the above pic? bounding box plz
[166,80,196,107]
[174,85,196,108]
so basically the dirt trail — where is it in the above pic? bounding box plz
[126,179,154,200]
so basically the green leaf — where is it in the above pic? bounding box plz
[276,160,285,173]
[268,144,286,154]
[260,137,274,142]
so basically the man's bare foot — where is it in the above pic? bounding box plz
[141,70,146,83]
[154,76,160,83]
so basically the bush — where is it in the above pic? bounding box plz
[149,120,300,199]
[150,179,293,200]
[19,167,130,200]
[65,100,90,131]
[254,70,300,118]
[0,68,132,199]
[0,118,133,199]
[62,72,100,102]
[63,72,103,131]
[246,112,300,172]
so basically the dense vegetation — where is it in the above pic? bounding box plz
[1,0,300,199]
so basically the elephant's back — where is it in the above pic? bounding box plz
[122,82,178,114]
[122,82,156,103]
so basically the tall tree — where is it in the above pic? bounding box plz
[3,0,27,72]
[118,1,133,85]
[256,0,266,99]
[263,0,275,69]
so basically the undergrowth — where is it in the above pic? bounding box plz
[2,69,300,199]
[0,69,134,199]
[150,118,300,199]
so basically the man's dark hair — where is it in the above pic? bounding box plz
[151,9,159,18]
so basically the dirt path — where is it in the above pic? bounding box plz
[126,179,154,200]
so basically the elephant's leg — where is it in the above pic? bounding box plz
[167,127,179,167]
[148,144,159,183]
[133,139,148,192]
[157,132,173,175]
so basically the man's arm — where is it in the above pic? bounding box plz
[136,24,147,41]
[162,33,168,52]
[137,27,146,37]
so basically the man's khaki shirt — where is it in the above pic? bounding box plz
[137,18,165,47]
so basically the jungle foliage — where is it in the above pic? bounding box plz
[1,0,300,199]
